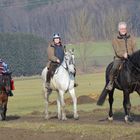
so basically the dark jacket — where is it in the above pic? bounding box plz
[47,42,65,67]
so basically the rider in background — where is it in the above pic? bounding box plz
[106,22,136,91]
[46,33,65,90]
[0,59,14,96]
[0,59,9,74]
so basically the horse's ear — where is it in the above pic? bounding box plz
[64,45,66,52]
[72,48,74,52]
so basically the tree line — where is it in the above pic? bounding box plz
[0,0,140,42]
[0,0,140,75]
[0,33,47,76]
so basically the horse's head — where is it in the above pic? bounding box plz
[63,49,75,74]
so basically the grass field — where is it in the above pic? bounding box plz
[67,38,140,58]
[7,73,140,115]
[67,39,140,68]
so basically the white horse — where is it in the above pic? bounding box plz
[41,49,79,120]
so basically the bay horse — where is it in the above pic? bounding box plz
[97,50,140,123]
[41,49,79,120]
[0,73,12,120]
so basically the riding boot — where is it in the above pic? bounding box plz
[74,68,78,87]
[8,91,13,96]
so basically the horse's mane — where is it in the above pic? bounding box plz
[129,50,140,66]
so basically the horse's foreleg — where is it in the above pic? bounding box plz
[2,104,7,120]
[57,94,61,120]
[59,90,67,121]
[123,92,133,122]
[108,89,114,121]
[69,88,79,120]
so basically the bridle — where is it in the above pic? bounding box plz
[61,53,75,73]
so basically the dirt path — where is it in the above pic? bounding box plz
[0,128,90,140]
[1,108,140,140]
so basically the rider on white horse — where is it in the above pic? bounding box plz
[46,33,77,91]
[42,46,79,120]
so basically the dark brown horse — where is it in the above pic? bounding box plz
[0,73,12,120]
[97,50,140,123]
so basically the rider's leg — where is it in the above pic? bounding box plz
[46,63,58,89]
[106,58,122,90]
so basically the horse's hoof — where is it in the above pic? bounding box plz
[0,115,2,121]
[125,116,133,123]
[44,115,49,120]
[74,114,79,120]
[62,117,67,121]
[108,116,113,122]
[58,115,61,120]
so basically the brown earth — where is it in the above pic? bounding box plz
[50,94,99,105]
[0,128,90,140]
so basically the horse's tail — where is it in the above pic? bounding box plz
[97,86,108,105]
[97,62,113,106]
[41,67,48,82]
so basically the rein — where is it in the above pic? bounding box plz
[55,58,70,75]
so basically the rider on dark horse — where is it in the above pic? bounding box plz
[46,33,77,91]
[0,59,14,96]
[106,22,136,91]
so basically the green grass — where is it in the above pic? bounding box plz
[67,38,140,58]
[67,41,113,58]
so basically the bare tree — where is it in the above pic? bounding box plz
[69,7,93,72]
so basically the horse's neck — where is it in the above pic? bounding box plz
[56,61,68,75]
[121,59,140,82]
[61,60,67,69]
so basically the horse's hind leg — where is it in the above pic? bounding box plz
[123,92,133,122]
[108,89,114,121]
[44,84,51,120]
[0,104,3,121]
[69,88,79,120]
